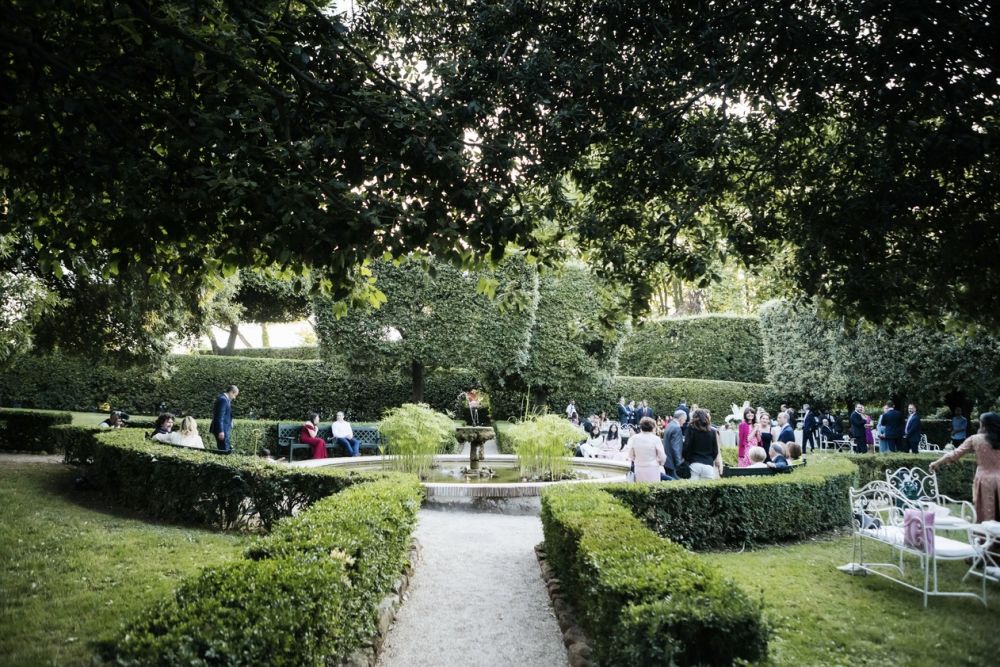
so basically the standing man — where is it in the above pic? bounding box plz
[210,384,239,453]
[881,401,903,452]
[904,403,922,454]
[802,404,818,453]
[638,400,653,422]
[776,411,796,444]
[661,410,687,480]
[676,399,690,419]
[849,403,868,453]
[617,397,631,426]
[950,407,968,449]
[565,400,576,419]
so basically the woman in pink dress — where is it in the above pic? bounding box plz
[930,412,1000,522]
[300,412,327,460]
[738,407,756,467]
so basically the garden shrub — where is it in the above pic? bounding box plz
[619,315,765,383]
[193,345,321,360]
[504,414,582,476]
[605,457,856,550]
[377,403,457,475]
[0,352,476,420]
[494,421,516,454]
[0,408,72,452]
[88,428,398,530]
[103,477,423,666]
[541,485,767,666]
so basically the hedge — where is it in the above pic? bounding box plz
[101,477,423,666]
[541,485,768,666]
[605,457,857,550]
[619,315,765,383]
[0,352,476,421]
[0,408,72,452]
[86,428,406,530]
[192,346,321,360]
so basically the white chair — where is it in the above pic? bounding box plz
[849,480,985,606]
[918,434,941,452]
[885,466,976,526]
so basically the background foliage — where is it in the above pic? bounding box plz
[618,314,764,383]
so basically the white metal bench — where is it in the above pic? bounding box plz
[917,434,941,452]
[884,465,976,526]
[849,480,985,606]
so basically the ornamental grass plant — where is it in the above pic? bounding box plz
[507,414,582,478]
[378,403,456,476]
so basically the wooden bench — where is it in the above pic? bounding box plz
[848,480,984,606]
[276,422,383,462]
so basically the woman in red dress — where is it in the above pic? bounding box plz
[300,412,327,459]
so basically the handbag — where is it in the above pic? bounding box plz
[676,461,692,479]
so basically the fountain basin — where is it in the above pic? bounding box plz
[291,454,630,499]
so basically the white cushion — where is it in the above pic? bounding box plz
[933,536,976,559]
[861,526,905,545]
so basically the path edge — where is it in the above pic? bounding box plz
[535,543,594,667]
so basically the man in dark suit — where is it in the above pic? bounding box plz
[617,397,631,426]
[638,400,654,421]
[849,403,868,454]
[661,410,687,480]
[904,403,922,453]
[880,401,903,452]
[210,384,239,453]
[802,404,818,452]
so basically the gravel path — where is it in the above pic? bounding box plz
[377,508,568,667]
[0,453,62,464]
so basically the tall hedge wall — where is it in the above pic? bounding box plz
[618,315,765,383]
[192,346,321,360]
[0,352,475,421]
[494,375,778,423]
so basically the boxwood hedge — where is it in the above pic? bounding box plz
[192,345,322,360]
[87,428,406,530]
[0,352,475,421]
[101,477,423,666]
[605,457,857,550]
[0,408,72,452]
[541,485,768,666]
[618,315,765,383]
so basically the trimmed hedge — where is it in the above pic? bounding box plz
[87,428,404,530]
[605,457,857,550]
[0,408,72,452]
[102,477,423,666]
[0,352,476,421]
[619,315,765,383]
[541,485,767,666]
[495,376,778,424]
[193,346,321,360]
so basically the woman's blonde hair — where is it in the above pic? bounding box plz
[180,416,199,436]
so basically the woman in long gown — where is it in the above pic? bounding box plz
[930,412,1000,522]
[300,412,327,460]
[737,407,756,467]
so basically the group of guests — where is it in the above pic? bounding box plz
[736,406,797,467]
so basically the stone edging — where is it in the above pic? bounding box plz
[535,544,594,667]
[343,539,422,667]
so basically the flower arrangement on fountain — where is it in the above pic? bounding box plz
[377,403,457,477]
[506,414,583,482]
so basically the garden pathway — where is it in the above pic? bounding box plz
[376,508,568,667]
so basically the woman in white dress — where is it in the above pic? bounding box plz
[599,423,624,459]
[626,417,667,482]
[579,425,604,458]
[153,416,204,449]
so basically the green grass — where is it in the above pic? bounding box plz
[0,462,246,666]
[700,532,1000,666]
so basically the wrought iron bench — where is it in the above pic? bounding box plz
[276,422,383,462]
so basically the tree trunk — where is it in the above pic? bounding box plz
[261,322,270,347]
[222,324,239,355]
[411,360,425,403]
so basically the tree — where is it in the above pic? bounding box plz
[759,300,1000,413]
[515,263,631,406]
[315,255,537,402]
[354,0,1000,329]
[1,0,541,361]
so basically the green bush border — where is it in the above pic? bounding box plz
[605,457,857,550]
[100,477,423,666]
[0,408,72,452]
[541,485,768,666]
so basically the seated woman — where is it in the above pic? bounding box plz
[599,423,624,459]
[578,425,604,458]
[149,413,175,440]
[746,446,768,468]
[165,416,204,449]
[300,412,327,460]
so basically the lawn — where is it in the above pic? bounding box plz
[0,462,246,666]
[701,532,1000,666]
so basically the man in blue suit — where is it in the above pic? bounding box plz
[881,401,904,452]
[801,404,818,452]
[210,384,239,453]
[661,410,687,480]
[617,397,631,426]
[903,403,922,453]
[849,403,868,454]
